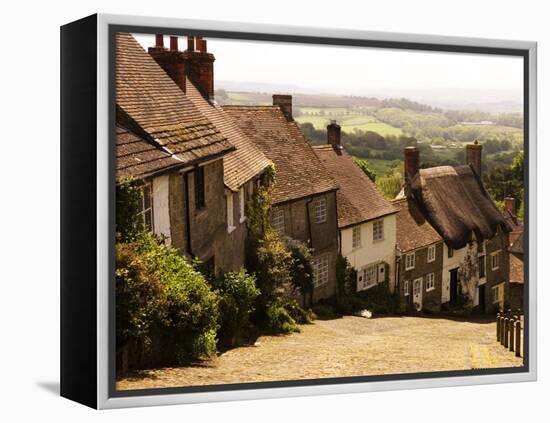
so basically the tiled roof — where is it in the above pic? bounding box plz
[392,198,442,252]
[223,106,337,204]
[116,33,234,165]
[116,125,183,180]
[312,145,397,228]
[185,81,271,191]
[408,165,511,249]
[509,253,524,283]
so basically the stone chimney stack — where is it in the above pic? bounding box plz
[272,95,293,121]
[504,197,517,214]
[148,35,187,92]
[182,35,215,99]
[466,140,483,177]
[327,120,342,148]
[404,146,420,182]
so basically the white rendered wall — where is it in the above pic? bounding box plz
[152,174,171,244]
[341,214,397,292]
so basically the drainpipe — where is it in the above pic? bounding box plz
[305,198,314,249]
[183,171,193,256]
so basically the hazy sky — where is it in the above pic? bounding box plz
[134,33,523,109]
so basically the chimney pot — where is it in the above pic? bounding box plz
[170,36,178,51]
[504,197,516,214]
[195,36,204,52]
[273,94,293,121]
[327,121,341,148]
[466,141,483,177]
[404,146,420,182]
[155,34,164,48]
[187,36,195,51]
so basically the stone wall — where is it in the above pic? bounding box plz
[397,241,444,312]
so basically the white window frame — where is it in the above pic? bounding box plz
[352,225,362,250]
[405,253,415,270]
[271,208,285,234]
[226,193,235,233]
[360,263,379,289]
[312,256,329,287]
[425,272,435,291]
[404,280,410,296]
[314,197,327,224]
[492,283,504,304]
[491,250,500,270]
[239,186,246,223]
[373,219,384,242]
[413,278,422,295]
[427,245,436,263]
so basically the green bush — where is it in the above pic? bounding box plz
[281,298,316,324]
[355,281,399,314]
[265,303,300,334]
[143,234,220,363]
[115,242,165,350]
[116,178,145,243]
[212,270,260,345]
[285,237,314,305]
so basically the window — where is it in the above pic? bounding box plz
[373,220,384,241]
[139,181,154,232]
[314,198,327,223]
[491,251,500,270]
[352,226,362,249]
[425,272,435,291]
[361,264,378,289]
[312,256,329,287]
[271,208,285,234]
[492,284,503,304]
[405,253,415,270]
[226,193,235,233]
[427,245,436,263]
[448,247,454,258]
[478,255,486,278]
[239,186,246,222]
[195,166,205,210]
[404,280,410,296]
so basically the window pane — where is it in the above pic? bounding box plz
[314,198,327,223]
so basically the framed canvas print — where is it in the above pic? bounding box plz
[60,13,537,409]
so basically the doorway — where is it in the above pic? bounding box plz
[413,277,423,311]
[478,284,486,313]
[450,268,459,305]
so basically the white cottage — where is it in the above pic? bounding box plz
[313,122,398,292]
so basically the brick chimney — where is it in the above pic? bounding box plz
[182,35,215,99]
[327,120,342,148]
[504,197,517,214]
[273,95,293,121]
[466,140,483,177]
[404,146,420,182]
[148,34,187,92]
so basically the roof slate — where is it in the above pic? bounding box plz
[185,81,271,191]
[409,165,511,249]
[391,198,442,252]
[116,33,233,168]
[116,125,184,180]
[312,145,397,228]
[223,106,337,204]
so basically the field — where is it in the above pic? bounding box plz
[296,107,403,136]
[117,315,523,390]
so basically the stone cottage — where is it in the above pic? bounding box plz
[147,34,272,272]
[116,32,236,273]
[224,97,339,303]
[392,198,445,312]
[398,144,511,312]
[312,122,398,293]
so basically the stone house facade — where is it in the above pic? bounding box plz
[224,98,340,304]
[147,34,271,273]
[392,198,445,312]
[312,123,398,294]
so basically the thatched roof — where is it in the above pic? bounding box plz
[408,164,511,249]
